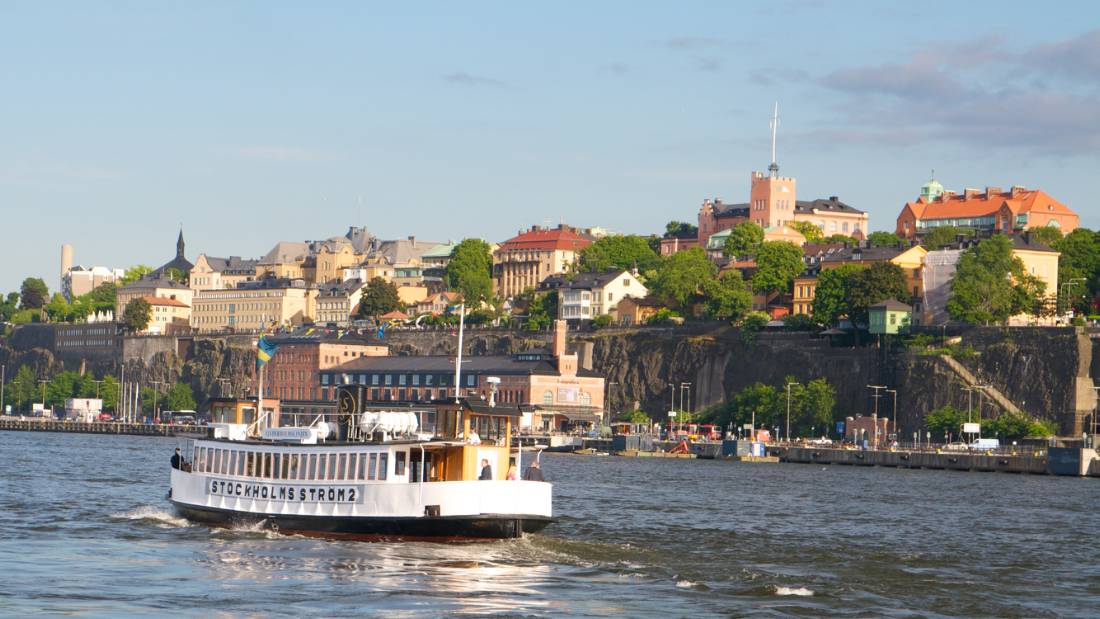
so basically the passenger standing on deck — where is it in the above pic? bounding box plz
[523,460,545,481]
[170,448,182,470]
[506,460,518,480]
[479,459,493,480]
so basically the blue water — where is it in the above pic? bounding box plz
[2,431,1099,617]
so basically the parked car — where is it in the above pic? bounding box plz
[97,413,115,422]
[172,415,197,426]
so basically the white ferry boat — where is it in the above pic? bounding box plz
[169,390,553,540]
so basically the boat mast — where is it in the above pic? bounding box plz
[453,303,465,403]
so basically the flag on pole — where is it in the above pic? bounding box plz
[256,335,278,369]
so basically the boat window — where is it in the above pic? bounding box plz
[289,454,300,480]
[357,453,367,480]
[378,453,388,480]
[245,452,256,476]
[220,450,230,475]
[226,451,235,476]
[324,454,335,480]
[307,454,318,480]
[197,447,207,473]
[336,453,347,481]
[263,453,273,479]
[395,451,406,477]
[235,451,245,476]
[273,453,282,480]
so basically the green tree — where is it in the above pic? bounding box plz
[925,404,965,439]
[8,365,38,412]
[983,412,1035,441]
[921,226,969,250]
[1053,229,1100,313]
[665,221,698,238]
[847,262,910,325]
[46,371,80,407]
[119,265,153,285]
[44,293,73,322]
[1027,226,1063,246]
[790,377,836,437]
[100,375,120,412]
[699,382,783,431]
[166,382,197,411]
[947,235,1038,324]
[163,267,190,285]
[122,297,152,332]
[723,222,765,258]
[445,239,493,305]
[702,270,753,321]
[0,292,20,322]
[356,277,403,318]
[579,235,660,274]
[867,231,902,248]
[789,221,824,243]
[823,234,857,245]
[649,248,716,310]
[751,241,805,295]
[515,289,558,331]
[627,410,651,424]
[19,277,48,310]
[812,264,866,325]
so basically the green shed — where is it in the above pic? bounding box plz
[868,299,912,335]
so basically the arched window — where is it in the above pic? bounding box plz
[542,390,553,405]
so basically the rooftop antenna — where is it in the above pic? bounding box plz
[768,101,780,178]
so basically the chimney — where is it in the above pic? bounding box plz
[829,196,839,202]
[552,319,567,358]
[408,235,415,244]
[985,186,1002,198]
[963,188,979,200]
[1011,185,1027,197]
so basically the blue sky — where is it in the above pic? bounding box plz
[2,1,1098,293]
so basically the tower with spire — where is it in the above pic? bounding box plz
[749,102,797,229]
[176,228,186,259]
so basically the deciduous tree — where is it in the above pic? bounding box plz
[445,239,493,305]
[867,231,902,248]
[947,235,1042,324]
[751,241,805,295]
[847,262,910,325]
[811,264,865,326]
[579,235,660,274]
[122,297,152,333]
[649,248,716,310]
[356,277,403,318]
[789,221,824,243]
[702,270,753,322]
[19,278,48,310]
[723,222,765,258]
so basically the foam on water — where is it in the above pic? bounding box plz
[775,586,814,597]
[115,505,193,529]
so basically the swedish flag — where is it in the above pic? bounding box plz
[256,335,278,369]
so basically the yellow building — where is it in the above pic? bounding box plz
[1010,235,1060,323]
[190,254,258,291]
[143,296,192,334]
[493,225,592,299]
[116,278,193,320]
[792,275,817,316]
[190,279,316,332]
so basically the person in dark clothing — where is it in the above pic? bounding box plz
[171,448,182,470]
[478,459,493,480]
[522,460,545,481]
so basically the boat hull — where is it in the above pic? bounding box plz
[170,499,552,540]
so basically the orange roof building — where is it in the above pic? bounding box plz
[896,178,1078,239]
[493,225,593,299]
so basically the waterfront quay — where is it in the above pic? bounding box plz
[0,416,212,438]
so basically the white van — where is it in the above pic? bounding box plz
[969,438,1000,450]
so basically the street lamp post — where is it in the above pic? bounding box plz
[150,380,165,423]
[867,385,887,448]
[887,389,898,439]
[785,381,800,443]
[1,363,5,415]
[38,379,49,415]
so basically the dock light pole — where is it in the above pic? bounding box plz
[973,384,989,434]
[93,379,104,399]
[680,382,692,420]
[150,380,165,423]
[887,389,898,439]
[785,381,800,443]
[1,363,5,414]
[867,385,887,448]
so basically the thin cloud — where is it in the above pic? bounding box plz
[237,146,326,162]
[694,57,723,72]
[0,162,124,187]
[443,71,508,88]
[599,62,630,76]
[813,30,1100,155]
[658,36,727,50]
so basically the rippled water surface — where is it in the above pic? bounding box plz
[3,431,1100,617]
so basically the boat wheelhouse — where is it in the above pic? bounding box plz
[169,390,552,540]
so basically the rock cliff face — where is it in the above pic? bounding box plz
[3,325,1097,435]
